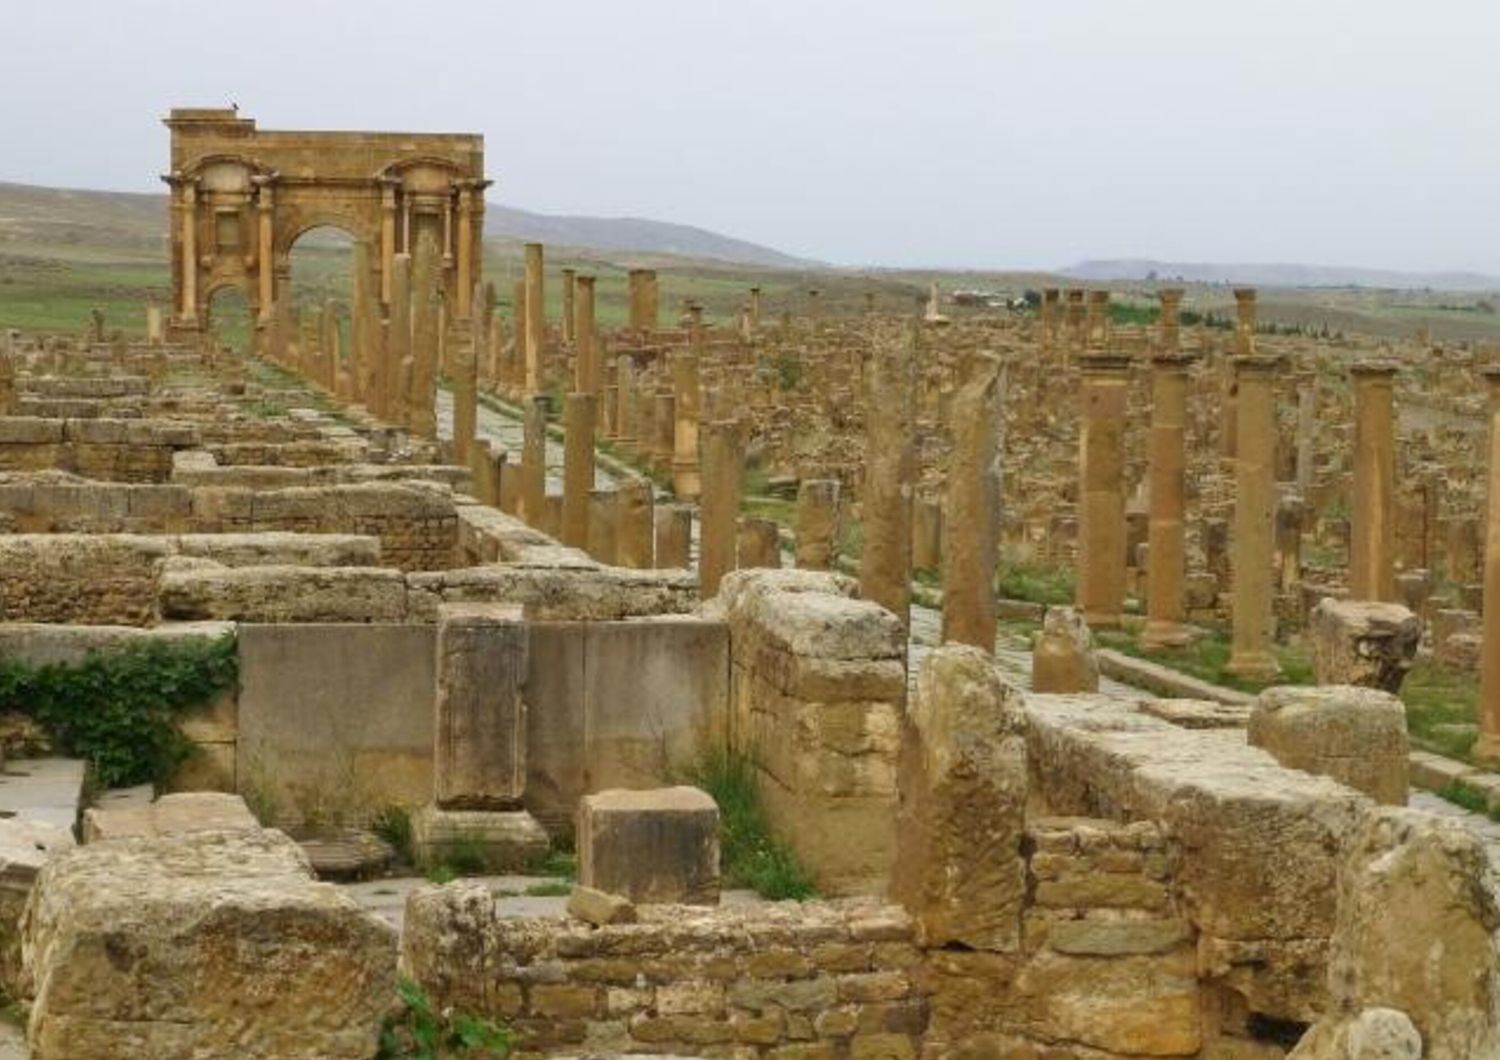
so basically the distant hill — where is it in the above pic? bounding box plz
[0,180,810,268]
[483,204,810,268]
[1062,259,1500,292]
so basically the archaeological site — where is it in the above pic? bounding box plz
[0,18,1498,1057]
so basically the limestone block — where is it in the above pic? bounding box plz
[158,563,409,622]
[21,829,396,1060]
[435,603,527,808]
[1248,686,1408,804]
[0,819,73,992]
[81,792,258,843]
[410,806,549,873]
[1309,599,1420,693]
[578,787,721,905]
[1031,606,1099,693]
[891,645,1027,952]
[567,884,638,926]
[1316,808,1499,1060]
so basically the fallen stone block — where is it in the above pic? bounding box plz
[566,884,638,926]
[578,787,721,905]
[1309,599,1420,693]
[21,829,396,1060]
[1249,686,1408,804]
[81,792,258,843]
[410,805,549,873]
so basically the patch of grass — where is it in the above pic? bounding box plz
[371,806,414,863]
[526,847,577,879]
[1438,781,1490,817]
[1402,659,1479,760]
[1095,627,1312,695]
[523,881,572,898]
[684,749,816,901]
[997,562,1075,607]
[426,864,458,885]
[378,976,512,1059]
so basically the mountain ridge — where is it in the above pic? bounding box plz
[1063,258,1500,292]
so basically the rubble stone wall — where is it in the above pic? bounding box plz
[402,884,927,1060]
[720,570,906,897]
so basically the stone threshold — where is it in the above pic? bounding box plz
[1095,648,1255,707]
[1408,747,1500,812]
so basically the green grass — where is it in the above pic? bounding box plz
[523,881,573,898]
[1438,781,1490,816]
[526,848,577,879]
[371,806,414,864]
[997,562,1075,607]
[1094,627,1313,695]
[1402,659,1479,760]
[684,749,816,900]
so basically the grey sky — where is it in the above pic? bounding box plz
[3,0,1498,272]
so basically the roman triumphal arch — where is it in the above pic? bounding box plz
[161,108,488,338]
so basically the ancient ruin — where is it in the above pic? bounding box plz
[0,103,1493,1060]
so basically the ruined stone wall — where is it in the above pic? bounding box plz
[0,418,200,482]
[720,570,906,897]
[0,476,457,571]
[0,535,167,625]
[403,884,927,1060]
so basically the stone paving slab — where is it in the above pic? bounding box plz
[0,758,85,832]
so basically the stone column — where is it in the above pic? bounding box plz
[380,185,396,305]
[387,253,413,428]
[795,479,841,571]
[561,268,576,345]
[1226,354,1283,682]
[1475,368,1500,763]
[456,189,475,320]
[352,241,378,406]
[1076,351,1132,629]
[561,393,596,549]
[699,420,744,597]
[575,275,598,394]
[942,360,1001,651]
[627,269,644,330]
[655,504,692,568]
[748,286,762,333]
[179,184,198,324]
[524,242,544,392]
[256,185,275,321]
[1064,289,1086,351]
[616,479,655,568]
[409,215,441,437]
[861,322,917,627]
[434,603,527,807]
[520,394,548,528]
[1349,361,1398,602]
[671,353,702,500]
[1085,290,1110,350]
[587,489,619,564]
[653,391,676,473]
[640,270,659,332]
[1295,369,1317,496]
[614,354,635,448]
[1141,349,1195,649]
[453,285,482,466]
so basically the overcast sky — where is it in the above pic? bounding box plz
[3,0,1497,272]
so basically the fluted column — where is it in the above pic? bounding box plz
[1349,361,1398,602]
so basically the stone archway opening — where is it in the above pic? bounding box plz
[286,225,356,384]
[205,285,253,355]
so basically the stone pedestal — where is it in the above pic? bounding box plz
[655,504,692,569]
[577,787,720,905]
[736,517,781,570]
[410,805,548,873]
[795,479,841,571]
[615,479,655,569]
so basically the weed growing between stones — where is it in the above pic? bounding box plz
[378,977,511,1059]
[0,633,237,788]
[685,749,816,901]
[372,805,414,863]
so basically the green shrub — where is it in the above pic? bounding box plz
[378,977,511,1059]
[0,634,238,788]
[372,806,414,863]
[685,749,816,901]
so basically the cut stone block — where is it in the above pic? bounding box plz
[1309,599,1420,694]
[566,884,637,926]
[1249,686,1409,805]
[21,829,396,1060]
[1032,606,1099,694]
[410,805,548,873]
[435,603,527,808]
[577,786,721,905]
[81,792,258,843]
